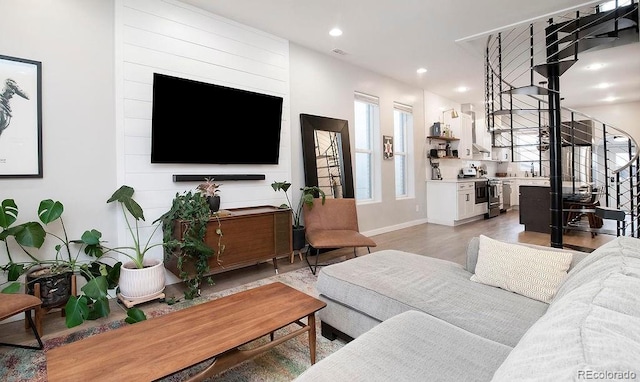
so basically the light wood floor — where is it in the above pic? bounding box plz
[0,209,615,348]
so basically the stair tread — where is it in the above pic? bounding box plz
[501,85,557,96]
[493,127,546,133]
[492,109,548,116]
[558,18,636,43]
[553,3,638,33]
[533,60,577,78]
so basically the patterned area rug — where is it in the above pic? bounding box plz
[0,267,346,381]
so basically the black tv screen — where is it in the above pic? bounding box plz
[151,73,283,164]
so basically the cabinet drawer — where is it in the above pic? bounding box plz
[457,182,474,191]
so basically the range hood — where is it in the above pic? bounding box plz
[473,143,491,154]
[462,105,491,154]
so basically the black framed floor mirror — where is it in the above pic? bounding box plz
[300,114,354,199]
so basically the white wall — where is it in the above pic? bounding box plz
[577,100,640,144]
[116,0,292,266]
[289,44,427,234]
[0,1,117,265]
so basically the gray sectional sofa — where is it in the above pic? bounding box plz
[295,236,640,381]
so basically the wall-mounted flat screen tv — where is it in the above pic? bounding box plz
[151,73,283,164]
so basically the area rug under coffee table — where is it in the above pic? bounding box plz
[0,267,346,382]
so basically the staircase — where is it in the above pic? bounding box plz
[484,0,639,246]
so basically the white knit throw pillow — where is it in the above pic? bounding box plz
[470,235,574,303]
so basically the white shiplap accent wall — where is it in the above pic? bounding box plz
[115,0,291,265]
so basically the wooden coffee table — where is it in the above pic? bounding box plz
[47,282,326,381]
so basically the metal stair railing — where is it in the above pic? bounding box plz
[484,0,639,239]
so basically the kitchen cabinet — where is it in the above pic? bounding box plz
[457,182,475,219]
[492,147,511,162]
[427,181,483,226]
[458,114,473,159]
[427,181,457,225]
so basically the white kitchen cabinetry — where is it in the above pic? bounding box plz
[426,181,480,226]
[427,181,457,225]
[458,114,473,159]
[457,182,475,219]
[492,147,511,162]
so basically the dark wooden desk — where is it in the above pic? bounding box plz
[47,282,326,381]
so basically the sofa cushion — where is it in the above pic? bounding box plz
[295,310,513,382]
[317,250,548,347]
[466,237,586,274]
[470,235,573,303]
[552,236,640,304]
[491,238,640,381]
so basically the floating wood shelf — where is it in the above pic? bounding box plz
[427,136,460,143]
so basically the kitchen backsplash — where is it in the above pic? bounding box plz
[428,159,538,179]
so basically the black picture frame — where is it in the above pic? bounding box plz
[300,113,354,199]
[0,54,43,178]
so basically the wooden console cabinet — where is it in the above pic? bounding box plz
[165,205,292,277]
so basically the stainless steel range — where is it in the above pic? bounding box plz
[486,179,502,218]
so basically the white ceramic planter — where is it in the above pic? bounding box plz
[118,259,165,300]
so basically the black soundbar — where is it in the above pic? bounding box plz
[173,174,266,182]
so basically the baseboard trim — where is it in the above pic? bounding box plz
[361,218,428,237]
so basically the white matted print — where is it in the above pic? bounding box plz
[0,54,42,178]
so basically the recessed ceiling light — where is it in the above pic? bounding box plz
[595,82,611,89]
[416,67,427,74]
[603,96,617,102]
[585,63,605,71]
[329,28,343,37]
[456,86,469,93]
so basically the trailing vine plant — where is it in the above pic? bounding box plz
[155,191,224,300]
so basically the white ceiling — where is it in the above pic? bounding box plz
[180,0,640,109]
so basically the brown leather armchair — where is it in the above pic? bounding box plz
[0,293,44,350]
[303,198,376,275]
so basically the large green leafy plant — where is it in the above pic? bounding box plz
[270,181,326,228]
[0,197,146,328]
[0,199,46,292]
[103,185,165,269]
[156,191,222,300]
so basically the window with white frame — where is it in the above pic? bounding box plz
[354,92,380,201]
[393,103,413,198]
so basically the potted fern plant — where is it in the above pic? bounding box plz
[271,181,326,250]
